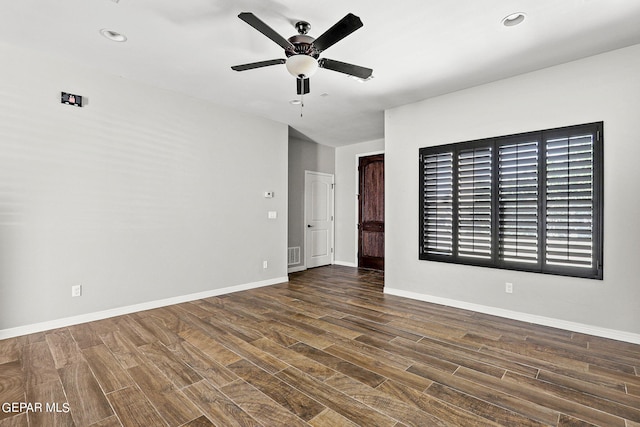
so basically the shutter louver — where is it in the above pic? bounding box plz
[545,134,594,269]
[457,147,492,259]
[498,141,539,264]
[423,152,453,256]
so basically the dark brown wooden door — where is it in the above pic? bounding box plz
[358,154,384,270]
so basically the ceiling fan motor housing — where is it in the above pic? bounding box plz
[286,34,319,58]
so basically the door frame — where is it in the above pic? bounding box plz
[355,151,385,267]
[304,170,335,268]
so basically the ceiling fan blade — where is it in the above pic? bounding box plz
[238,12,293,50]
[296,78,310,95]
[313,13,363,52]
[231,59,286,71]
[318,58,373,80]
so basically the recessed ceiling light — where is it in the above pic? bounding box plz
[290,99,301,105]
[501,12,526,27]
[100,28,127,42]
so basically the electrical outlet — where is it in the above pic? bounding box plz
[71,285,82,297]
[263,260,268,269]
[505,282,513,294]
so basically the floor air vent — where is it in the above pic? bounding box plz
[288,247,301,265]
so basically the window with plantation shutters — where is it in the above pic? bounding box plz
[419,122,603,279]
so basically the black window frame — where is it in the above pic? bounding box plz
[419,122,603,280]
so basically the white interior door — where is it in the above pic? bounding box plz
[305,171,334,268]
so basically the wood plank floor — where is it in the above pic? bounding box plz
[1,265,639,426]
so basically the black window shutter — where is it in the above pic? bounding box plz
[422,151,454,257]
[457,147,492,260]
[544,132,596,271]
[498,139,540,265]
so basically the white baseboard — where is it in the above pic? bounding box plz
[334,261,357,268]
[384,287,640,345]
[0,276,289,340]
[290,262,356,272]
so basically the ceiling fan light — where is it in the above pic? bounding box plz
[286,55,318,78]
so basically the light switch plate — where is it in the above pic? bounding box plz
[268,211,277,219]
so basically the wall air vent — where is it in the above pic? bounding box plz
[288,247,301,265]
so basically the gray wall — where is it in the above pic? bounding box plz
[0,43,288,332]
[287,136,335,270]
[334,139,385,266]
[385,43,640,337]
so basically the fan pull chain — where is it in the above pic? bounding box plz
[300,93,304,117]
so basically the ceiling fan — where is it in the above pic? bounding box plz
[231,12,373,96]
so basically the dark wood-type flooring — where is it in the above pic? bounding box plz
[1,265,639,426]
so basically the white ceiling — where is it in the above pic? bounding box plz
[2,0,640,146]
